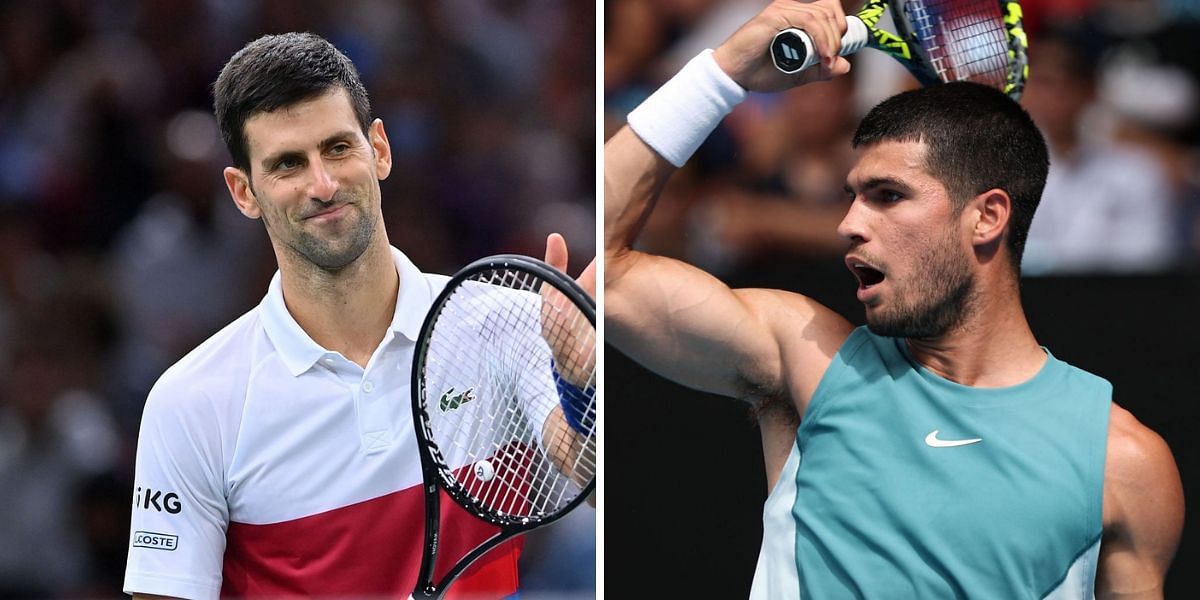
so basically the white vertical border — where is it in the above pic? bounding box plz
[593,0,606,596]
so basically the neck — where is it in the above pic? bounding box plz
[277,239,398,368]
[906,274,1044,388]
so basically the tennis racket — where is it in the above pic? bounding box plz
[411,254,597,600]
[770,0,1028,99]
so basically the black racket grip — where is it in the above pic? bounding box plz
[770,16,869,74]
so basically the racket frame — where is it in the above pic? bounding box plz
[411,254,596,600]
[770,0,1028,99]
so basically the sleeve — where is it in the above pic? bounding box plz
[123,376,231,600]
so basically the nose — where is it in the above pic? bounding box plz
[836,198,867,244]
[308,158,338,202]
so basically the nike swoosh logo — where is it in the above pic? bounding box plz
[924,430,983,448]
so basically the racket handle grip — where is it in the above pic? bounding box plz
[770,16,868,74]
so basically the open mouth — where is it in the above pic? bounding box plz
[847,259,885,289]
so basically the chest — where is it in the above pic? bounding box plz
[793,382,1099,569]
[226,344,419,524]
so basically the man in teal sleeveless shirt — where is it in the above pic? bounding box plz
[604,0,1184,596]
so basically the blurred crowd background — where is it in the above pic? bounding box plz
[0,0,595,597]
[606,0,1200,281]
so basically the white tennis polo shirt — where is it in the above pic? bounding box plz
[124,247,523,600]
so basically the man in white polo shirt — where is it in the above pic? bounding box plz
[123,32,594,600]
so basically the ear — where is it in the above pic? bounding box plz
[224,166,261,219]
[369,118,392,181]
[970,188,1010,248]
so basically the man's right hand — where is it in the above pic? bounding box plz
[713,0,851,92]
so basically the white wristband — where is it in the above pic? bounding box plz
[627,49,748,168]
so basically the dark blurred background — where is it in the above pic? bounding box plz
[605,0,1200,596]
[0,0,595,597]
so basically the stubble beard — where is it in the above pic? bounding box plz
[865,236,976,340]
[269,189,379,273]
[292,213,375,272]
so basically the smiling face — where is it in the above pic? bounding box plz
[223,87,392,273]
[839,140,977,339]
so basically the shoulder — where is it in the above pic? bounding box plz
[733,288,855,402]
[733,288,853,345]
[143,308,263,424]
[1095,404,1184,591]
[1053,359,1114,402]
[1103,404,1183,545]
[1105,405,1178,491]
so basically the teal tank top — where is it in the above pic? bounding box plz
[751,327,1111,599]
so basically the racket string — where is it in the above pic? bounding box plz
[453,271,542,516]
[422,266,596,524]
[906,0,1010,89]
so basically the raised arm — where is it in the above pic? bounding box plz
[605,131,787,399]
[1095,405,1184,598]
[604,0,855,403]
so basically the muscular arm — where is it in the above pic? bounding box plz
[604,0,855,404]
[1095,405,1184,598]
[605,128,854,406]
[605,128,786,398]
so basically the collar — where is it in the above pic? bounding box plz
[259,246,434,376]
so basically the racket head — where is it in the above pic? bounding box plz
[412,254,596,532]
[886,0,1029,99]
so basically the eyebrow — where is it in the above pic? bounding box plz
[844,177,913,196]
[259,130,360,171]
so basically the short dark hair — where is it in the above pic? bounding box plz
[852,82,1049,272]
[213,32,371,173]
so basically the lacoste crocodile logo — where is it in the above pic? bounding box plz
[439,387,476,411]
